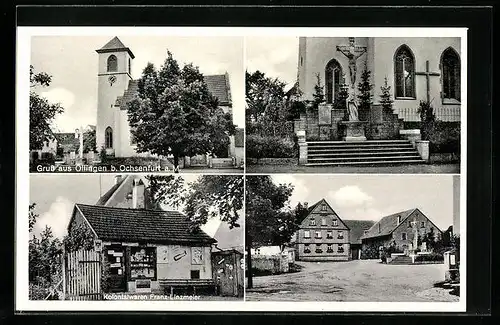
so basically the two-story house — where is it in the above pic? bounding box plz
[295,199,350,261]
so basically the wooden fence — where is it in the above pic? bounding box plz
[65,249,102,300]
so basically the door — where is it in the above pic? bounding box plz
[65,249,102,300]
[104,245,127,292]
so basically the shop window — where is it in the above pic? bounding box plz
[130,247,156,280]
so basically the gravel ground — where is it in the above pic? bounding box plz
[246,164,459,174]
[245,260,458,302]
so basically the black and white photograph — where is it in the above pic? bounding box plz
[28,35,244,173]
[245,175,461,303]
[246,36,462,173]
[27,174,244,301]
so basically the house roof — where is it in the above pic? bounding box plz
[75,203,216,245]
[360,208,417,240]
[343,220,376,244]
[96,36,135,59]
[234,128,244,147]
[203,74,231,106]
[95,176,127,206]
[116,74,231,111]
[53,133,80,153]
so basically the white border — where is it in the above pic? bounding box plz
[17,26,467,312]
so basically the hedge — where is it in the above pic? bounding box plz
[421,121,460,155]
[246,134,297,159]
[414,252,444,262]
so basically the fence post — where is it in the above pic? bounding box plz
[62,246,66,300]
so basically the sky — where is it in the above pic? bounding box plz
[245,36,299,91]
[29,174,234,240]
[30,35,245,131]
[270,174,458,231]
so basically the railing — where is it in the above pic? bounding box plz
[396,106,461,122]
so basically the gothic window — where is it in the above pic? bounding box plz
[394,45,415,98]
[105,127,113,149]
[325,59,343,104]
[107,55,118,72]
[441,47,461,102]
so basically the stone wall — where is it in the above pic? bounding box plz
[251,255,289,274]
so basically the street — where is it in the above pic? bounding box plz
[245,260,458,302]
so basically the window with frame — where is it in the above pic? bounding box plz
[337,231,344,239]
[327,244,334,253]
[401,232,408,240]
[309,218,316,226]
[105,127,113,149]
[332,219,338,227]
[107,55,118,72]
[326,231,333,239]
[321,204,327,211]
[420,221,425,228]
[304,244,311,253]
[441,47,460,102]
[394,45,415,98]
[408,221,412,228]
[315,231,322,239]
[325,59,343,104]
[315,243,323,253]
[304,230,311,239]
[337,244,345,253]
[130,247,156,280]
[321,218,327,226]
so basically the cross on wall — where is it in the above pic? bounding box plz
[415,60,440,103]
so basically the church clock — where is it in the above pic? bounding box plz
[108,75,117,86]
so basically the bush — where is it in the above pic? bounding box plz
[246,135,296,159]
[422,121,460,155]
[414,252,444,262]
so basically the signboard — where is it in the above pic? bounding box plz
[94,239,102,252]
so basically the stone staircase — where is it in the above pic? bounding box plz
[388,255,413,265]
[305,140,425,166]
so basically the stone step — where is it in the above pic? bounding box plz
[308,151,420,158]
[304,159,426,166]
[307,155,422,162]
[308,143,414,149]
[307,140,410,145]
[308,147,416,153]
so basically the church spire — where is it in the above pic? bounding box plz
[96,36,135,59]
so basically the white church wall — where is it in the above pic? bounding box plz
[372,37,461,121]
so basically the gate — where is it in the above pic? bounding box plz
[211,249,244,297]
[65,249,102,300]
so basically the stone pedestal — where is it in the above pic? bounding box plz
[340,121,367,141]
[297,130,308,165]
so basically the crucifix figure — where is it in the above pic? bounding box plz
[415,60,440,103]
[74,127,84,159]
[337,37,367,88]
[337,37,367,121]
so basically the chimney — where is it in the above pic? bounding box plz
[132,178,145,209]
[114,175,122,185]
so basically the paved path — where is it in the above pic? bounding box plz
[246,164,459,174]
[245,260,458,302]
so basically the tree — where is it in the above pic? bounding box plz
[357,67,373,111]
[30,66,64,150]
[312,73,325,108]
[245,70,287,123]
[127,53,236,171]
[29,203,39,233]
[146,175,244,229]
[63,223,95,252]
[379,76,394,111]
[245,176,294,288]
[82,129,96,153]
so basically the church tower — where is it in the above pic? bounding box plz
[95,36,134,155]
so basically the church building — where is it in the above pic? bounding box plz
[296,37,461,122]
[94,37,242,164]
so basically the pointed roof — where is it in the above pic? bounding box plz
[96,36,135,59]
[360,208,418,240]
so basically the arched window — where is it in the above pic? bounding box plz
[105,127,113,149]
[107,55,117,72]
[441,47,461,102]
[325,59,343,104]
[394,45,415,98]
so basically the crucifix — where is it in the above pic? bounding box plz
[337,37,367,121]
[74,126,84,159]
[415,60,440,103]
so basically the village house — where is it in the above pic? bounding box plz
[95,37,243,167]
[66,175,218,294]
[360,208,443,259]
